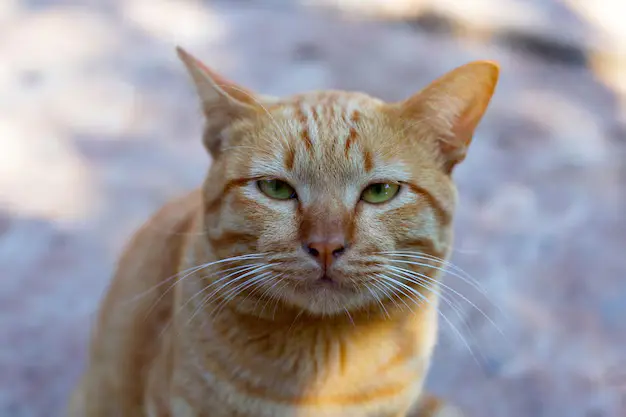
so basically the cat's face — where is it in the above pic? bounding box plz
[178,48,498,316]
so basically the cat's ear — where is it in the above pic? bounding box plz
[399,61,499,172]
[177,47,269,156]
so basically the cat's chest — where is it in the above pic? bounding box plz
[173,317,434,417]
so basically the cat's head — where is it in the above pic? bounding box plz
[178,47,498,317]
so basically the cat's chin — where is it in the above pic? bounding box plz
[282,281,364,316]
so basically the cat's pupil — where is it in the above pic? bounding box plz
[373,184,384,194]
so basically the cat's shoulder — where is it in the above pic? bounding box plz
[115,189,202,272]
[150,189,203,230]
[129,189,203,242]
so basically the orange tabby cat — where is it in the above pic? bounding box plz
[67,47,498,417]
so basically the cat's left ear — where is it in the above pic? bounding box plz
[176,47,274,156]
[399,61,499,172]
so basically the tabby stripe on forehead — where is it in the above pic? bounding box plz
[310,104,319,123]
[284,145,296,170]
[362,150,374,172]
[319,93,335,120]
[344,110,361,156]
[294,103,313,151]
[344,129,357,156]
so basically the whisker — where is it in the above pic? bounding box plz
[186,264,274,325]
[239,273,283,311]
[288,309,305,335]
[156,264,265,339]
[270,279,290,320]
[209,271,276,321]
[382,252,506,319]
[257,277,290,319]
[254,275,288,315]
[383,268,489,361]
[176,263,266,314]
[141,253,267,318]
[365,285,390,319]
[387,265,503,336]
[372,275,413,313]
[380,251,485,293]
[371,278,405,313]
[127,252,265,305]
[343,307,356,326]
[154,263,269,343]
[384,266,479,340]
[377,271,480,365]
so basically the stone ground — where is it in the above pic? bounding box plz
[1,1,625,416]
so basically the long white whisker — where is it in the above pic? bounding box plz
[343,307,356,326]
[387,265,503,336]
[373,275,414,313]
[130,253,266,303]
[186,264,274,325]
[366,285,390,319]
[372,278,405,312]
[383,253,506,320]
[384,268,488,359]
[152,258,267,341]
[239,273,284,310]
[377,271,479,364]
[176,263,266,314]
[270,279,291,320]
[381,268,450,309]
[141,254,267,319]
[288,309,305,334]
[380,251,485,293]
[210,271,276,321]
[258,277,290,319]
[254,275,287,314]
[384,267,479,343]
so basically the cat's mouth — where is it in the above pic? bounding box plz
[319,274,335,285]
[284,272,362,315]
[304,273,352,292]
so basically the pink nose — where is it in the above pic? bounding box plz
[305,240,346,269]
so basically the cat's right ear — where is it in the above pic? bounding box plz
[176,47,260,156]
[395,61,499,173]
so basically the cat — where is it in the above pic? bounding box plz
[67,47,498,417]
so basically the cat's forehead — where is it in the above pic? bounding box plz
[280,91,384,151]
[277,91,382,128]
[242,91,409,187]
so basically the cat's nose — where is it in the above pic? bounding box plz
[305,239,346,269]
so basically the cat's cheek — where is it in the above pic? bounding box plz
[351,206,395,253]
[247,202,300,252]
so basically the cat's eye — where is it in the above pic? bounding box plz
[258,179,297,200]
[361,183,400,204]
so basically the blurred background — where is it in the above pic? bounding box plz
[1,0,625,416]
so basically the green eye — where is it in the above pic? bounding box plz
[361,183,400,204]
[258,179,297,200]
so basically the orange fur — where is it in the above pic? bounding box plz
[67,47,498,417]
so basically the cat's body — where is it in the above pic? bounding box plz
[68,48,498,417]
